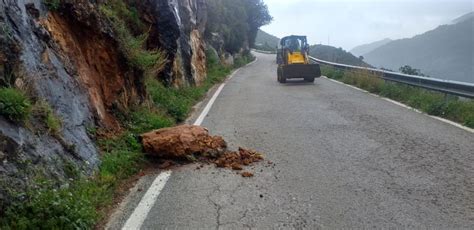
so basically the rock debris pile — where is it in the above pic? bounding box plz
[141,125,264,177]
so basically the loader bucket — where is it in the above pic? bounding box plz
[280,63,321,79]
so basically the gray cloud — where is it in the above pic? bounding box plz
[262,0,472,50]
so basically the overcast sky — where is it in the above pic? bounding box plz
[261,0,472,50]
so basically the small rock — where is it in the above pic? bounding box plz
[241,171,254,177]
[0,151,5,161]
[231,162,243,170]
[158,160,173,169]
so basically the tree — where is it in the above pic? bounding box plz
[243,0,273,48]
[205,0,272,53]
[399,65,423,76]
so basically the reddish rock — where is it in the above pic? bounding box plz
[141,125,227,158]
[241,172,254,177]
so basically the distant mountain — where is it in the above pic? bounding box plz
[452,11,473,24]
[254,29,280,51]
[309,45,371,67]
[350,38,392,57]
[364,17,474,83]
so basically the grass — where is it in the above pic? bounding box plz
[146,48,235,122]
[233,51,256,68]
[321,65,474,128]
[31,100,63,136]
[43,0,60,11]
[0,87,31,122]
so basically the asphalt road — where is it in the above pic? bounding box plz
[112,52,474,229]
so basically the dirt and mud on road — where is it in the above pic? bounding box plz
[141,125,266,177]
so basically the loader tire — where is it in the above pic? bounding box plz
[277,67,285,83]
[277,68,281,83]
[280,72,286,83]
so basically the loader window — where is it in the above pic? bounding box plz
[285,39,301,52]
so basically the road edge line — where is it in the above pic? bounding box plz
[194,56,258,125]
[121,171,172,230]
[322,76,474,134]
[194,83,226,125]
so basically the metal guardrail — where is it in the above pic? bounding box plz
[308,56,474,98]
[251,49,276,54]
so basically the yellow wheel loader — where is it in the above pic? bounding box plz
[276,35,321,83]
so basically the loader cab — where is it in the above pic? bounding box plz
[284,38,302,52]
[277,36,310,65]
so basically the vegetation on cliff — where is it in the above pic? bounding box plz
[0,88,31,122]
[100,0,166,74]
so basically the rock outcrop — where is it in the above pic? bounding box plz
[0,0,102,202]
[139,0,208,86]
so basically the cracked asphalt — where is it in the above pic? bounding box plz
[116,52,474,229]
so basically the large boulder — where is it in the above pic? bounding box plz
[141,125,227,158]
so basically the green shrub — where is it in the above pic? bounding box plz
[464,115,474,128]
[444,100,474,128]
[127,107,173,133]
[144,52,233,122]
[100,150,143,180]
[98,133,145,180]
[32,101,62,136]
[2,179,103,230]
[233,52,255,68]
[0,87,31,122]
[206,48,220,67]
[43,0,60,10]
[100,2,166,73]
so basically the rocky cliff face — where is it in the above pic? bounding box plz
[1,0,102,202]
[139,0,207,86]
[0,0,209,208]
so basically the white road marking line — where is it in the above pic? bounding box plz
[121,57,259,230]
[194,83,226,126]
[122,171,172,230]
[322,76,474,133]
[194,57,258,125]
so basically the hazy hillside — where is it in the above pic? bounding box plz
[309,45,371,67]
[452,11,473,24]
[350,38,392,57]
[364,16,473,83]
[254,29,280,51]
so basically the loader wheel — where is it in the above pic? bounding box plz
[277,68,281,83]
[277,67,286,83]
[280,72,286,83]
[305,76,315,83]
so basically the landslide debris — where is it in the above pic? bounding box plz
[141,125,264,176]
